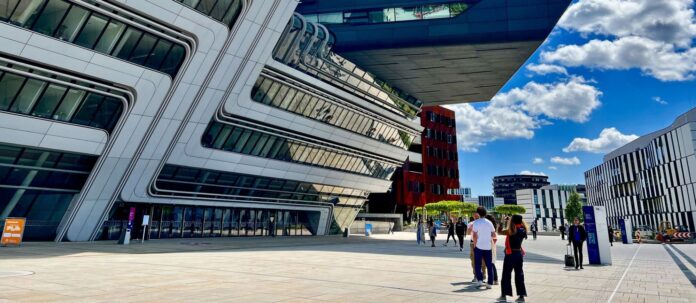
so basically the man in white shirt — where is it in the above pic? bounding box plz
[467,213,486,281]
[472,206,496,288]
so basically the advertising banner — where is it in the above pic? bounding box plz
[583,206,612,265]
[1,218,26,246]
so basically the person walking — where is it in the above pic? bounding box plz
[429,221,437,247]
[559,224,566,240]
[530,222,537,240]
[444,219,457,247]
[497,214,528,302]
[567,217,587,270]
[608,226,614,246]
[416,219,424,245]
[468,214,486,281]
[455,217,466,251]
[485,214,499,285]
[472,207,496,289]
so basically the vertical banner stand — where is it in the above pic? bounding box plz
[583,205,612,265]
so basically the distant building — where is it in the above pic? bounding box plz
[585,107,696,232]
[463,196,504,212]
[516,185,585,231]
[493,175,550,205]
[449,187,472,199]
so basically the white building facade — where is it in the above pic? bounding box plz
[517,185,584,230]
[585,108,696,233]
[0,0,422,241]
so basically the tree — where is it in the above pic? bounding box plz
[419,201,478,219]
[564,191,584,224]
[494,205,526,215]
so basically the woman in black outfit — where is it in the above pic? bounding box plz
[498,214,528,302]
[567,217,587,270]
[444,219,457,246]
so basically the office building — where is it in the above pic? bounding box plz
[449,187,472,199]
[585,108,696,233]
[463,196,503,211]
[0,0,569,241]
[516,185,585,230]
[493,174,550,205]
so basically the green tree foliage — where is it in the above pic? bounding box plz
[418,201,478,218]
[564,191,584,223]
[493,205,526,215]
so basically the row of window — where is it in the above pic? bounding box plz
[0,144,97,241]
[424,128,456,144]
[425,146,458,161]
[431,184,446,195]
[0,0,186,76]
[0,69,123,131]
[251,75,414,149]
[408,180,425,193]
[202,121,398,179]
[427,165,458,179]
[101,204,319,240]
[426,111,455,128]
[156,165,368,206]
[304,2,469,25]
[173,0,242,27]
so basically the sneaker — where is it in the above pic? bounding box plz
[497,295,507,302]
[460,248,463,251]
[475,281,483,287]
[471,278,478,283]
[486,284,492,289]
[516,296,525,302]
[494,281,499,285]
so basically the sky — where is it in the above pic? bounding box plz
[448,0,696,196]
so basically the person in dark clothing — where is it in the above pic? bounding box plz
[444,219,457,246]
[608,226,614,246]
[485,214,499,285]
[497,214,528,302]
[568,217,587,270]
[530,222,538,240]
[559,224,566,240]
[455,217,466,251]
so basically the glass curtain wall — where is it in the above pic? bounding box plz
[0,66,125,131]
[0,0,186,76]
[100,203,320,240]
[201,121,398,179]
[251,74,416,149]
[173,0,242,27]
[304,2,470,24]
[0,143,97,240]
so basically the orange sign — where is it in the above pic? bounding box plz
[1,218,26,246]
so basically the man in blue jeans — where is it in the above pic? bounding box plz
[472,206,496,288]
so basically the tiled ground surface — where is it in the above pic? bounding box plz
[0,233,694,302]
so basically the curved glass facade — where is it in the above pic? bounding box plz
[0,61,125,132]
[0,0,187,76]
[202,121,398,179]
[173,0,243,28]
[304,2,470,24]
[273,14,422,118]
[0,143,97,240]
[251,73,416,149]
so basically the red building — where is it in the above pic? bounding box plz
[367,106,460,219]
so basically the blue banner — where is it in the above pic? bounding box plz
[619,219,628,244]
[583,206,601,265]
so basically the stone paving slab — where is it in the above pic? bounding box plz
[0,233,695,302]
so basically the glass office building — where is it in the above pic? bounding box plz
[0,0,567,241]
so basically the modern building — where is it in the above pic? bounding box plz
[0,0,568,241]
[516,185,585,231]
[367,106,460,218]
[449,187,472,199]
[463,196,504,211]
[493,174,550,205]
[585,108,696,233]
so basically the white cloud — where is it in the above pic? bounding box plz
[551,156,581,165]
[533,157,545,164]
[653,96,669,105]
[548,166,558,170]
[542,37,696,81]
[563,128,639,153]
[520,170,547,176]
[492,76,602,123]
[544,0,696,82]
[446,77,602,152]
[559,0,696,47]
[526,63,568,75]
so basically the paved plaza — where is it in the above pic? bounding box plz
[0,233,695,302]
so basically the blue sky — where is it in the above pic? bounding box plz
[450,0,696,196]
